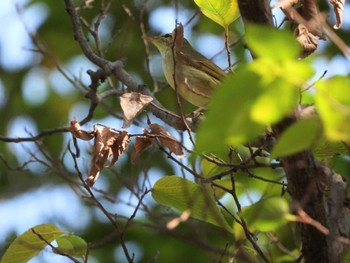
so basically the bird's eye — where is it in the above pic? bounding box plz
[163,34,172,38]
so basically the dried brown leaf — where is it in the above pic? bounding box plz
[295,24,318,57]
[109,131,131,167]
[64,120,94,141]
[272,0,299,9]
[120,92,153,128]
[131,136,153,164]
[173,23,185,49]
[279,0,326,40]
[149,123,184,157]
[330,0,345,29]
[86,126,128,186]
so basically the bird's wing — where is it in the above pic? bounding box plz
[176,49,226,82]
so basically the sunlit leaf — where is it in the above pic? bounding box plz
[271,118,322,158]
[152,176,232,232]
[56,235,87,258]
[316,76,350,142]
[0,224,66,263]
[194,0,239,27]
[196,49,315,154]
[282,60,315,86]
[240,197,289,232]
[196,69,265,153]
[250,78,298,123]
[200,158,227,178]
[245,24,300,60]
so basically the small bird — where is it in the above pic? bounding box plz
[146,26,226,107]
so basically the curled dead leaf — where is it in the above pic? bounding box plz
[131,136,153,164]
[295,24,318,57]
[173,23,185,49]
[109,131,131,167]
[64,120,94,141]
[86,126,130,186]
[131,123,185,163]
[148,123,184,157]
[120,92,153,128]
[330,0,345,29]
[272,0,299,9]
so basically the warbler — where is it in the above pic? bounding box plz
[146,29,226,107]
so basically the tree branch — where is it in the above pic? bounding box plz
[237,1,350,262]
[63,0,198,131]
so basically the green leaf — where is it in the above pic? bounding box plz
[152,176,232,232]
[56,235,87,258]
[200,158,227,178]
[196,54,313,154]
[1,224,66,263]
[196,68,265,153]
[282,60,315,86]
[313,140,348,162]
[271,118,322,158]
[245,24,300,60]
[250,78,298,123]
[301,91,316,105]
[316,76,350,142]
[240,197,289,232]
[194,0,239,27]
[331,155,350,179]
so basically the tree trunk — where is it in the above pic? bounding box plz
[237,1,350,262]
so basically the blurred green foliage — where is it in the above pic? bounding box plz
[1,0,350,262]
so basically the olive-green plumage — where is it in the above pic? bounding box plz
[147,33,225,107]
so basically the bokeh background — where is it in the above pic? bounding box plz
[0,0,349,262]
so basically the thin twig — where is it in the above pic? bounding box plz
[224,26,232,72]
[296,208,350,246]
[68,145,134,263]
[171,22,196,144]
[138,0,159,93]
[31,228,80,263]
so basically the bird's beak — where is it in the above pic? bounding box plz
[143,35,156,43]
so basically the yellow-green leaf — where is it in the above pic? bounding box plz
[196,69,265,152]
[152,176,232,232]
[250,78,298,123]
[194,0,239,27]
[56,235,87,258]
[271,118,322,158]
[316,76,350,142]
[240,197,289,232]
[245,24,300,60]
[1,224,66,263]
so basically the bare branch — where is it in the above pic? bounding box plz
[31,228,80,263]
[68,145,134,263]
[63,0,201,131]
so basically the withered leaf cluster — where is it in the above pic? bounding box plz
[131,123,184,163]
[65,121,131,186]
[330,0,345,29]
[65,121,184,186]
[274,0,346,57]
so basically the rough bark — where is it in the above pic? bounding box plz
[273,109,349,263]
[237,0,273,25]
[237,1,349,262]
